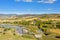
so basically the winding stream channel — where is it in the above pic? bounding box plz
[0,24,25,34]
[0,24,45,40]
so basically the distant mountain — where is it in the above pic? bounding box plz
[0,14,60,19]
[0,14,18,19]
[18,14,60,19]
[0,14,18,16]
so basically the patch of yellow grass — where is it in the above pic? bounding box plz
[50,29,60,34]
[0,28,4,32]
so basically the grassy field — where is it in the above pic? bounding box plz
[0,27,37,40]
[0,14,60,40]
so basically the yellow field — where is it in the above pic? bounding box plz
[0,27,36,40]
[50,29,60,34]
[0,18,60,23]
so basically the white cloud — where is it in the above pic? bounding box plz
[15,0,21,2]
[37,0,56,3]
[48,8,52,10]
[15,0,32,2]
[23,0,32,2]
[15,0,56,3]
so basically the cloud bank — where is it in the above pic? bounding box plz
[15,0,56,3]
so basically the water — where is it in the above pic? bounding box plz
[0,24,25,34]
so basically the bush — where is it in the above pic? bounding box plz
[56,25,60,28]
[3,32,5,35]
[42,25,48,28]
[22,34,35,39]
[3,28,7,31]
[13,33,16,35]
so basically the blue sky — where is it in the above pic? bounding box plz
[0,0,60,14]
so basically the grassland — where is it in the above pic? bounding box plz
[0,27,37,40]
[0,14,60,40]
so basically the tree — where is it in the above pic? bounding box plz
[33,20,43,29]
